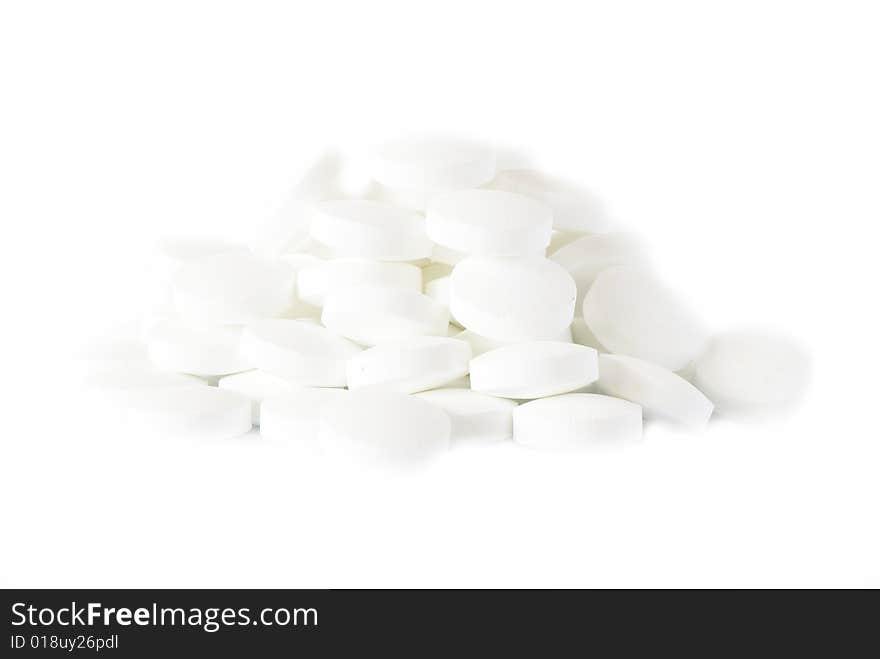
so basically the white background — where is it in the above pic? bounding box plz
[1,0,878,587]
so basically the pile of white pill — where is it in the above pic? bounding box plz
[86,136,809,464]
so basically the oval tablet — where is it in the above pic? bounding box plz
[346,337,471,393]
[297,259,421,306]
[128,387,253,441]
[218,370,298,425]
[470,341,598,399]
[241,319,362,386]
[260,388,350,442]
[582,266,706,371]
[172,252,296,324]
[309,199,432,262]
[148,320,252,376]
[370,136,496,192]
[319,389,451,465]
[426,189,552,256]
[598,354,713,428]
[415,389,517,446]
[450,256,577,342]
[322,286,449,346]
[513,393,642,449]
[693,330,809,418]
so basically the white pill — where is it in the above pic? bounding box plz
[322,286,449,346]
[148,320,252,376]
[513,393,642,449]
[488,169,610,233]
[450,256,576,342]
[319,389,451,465]
[550,233,645,309]
[693,330,809,418]
[583,266,706,371]
[218,370,298,425]
[259,388,349,441]
[241,319,362,386]
[598,354,713,429]
[370,136,496,192]
[128,387,253,441]
[415,389,517,446]
[297,259,422,306]
[346,337,471,393]
[250,151,343,258]
[470,341,599,399]
[172,252,296,324]
[309,199,432,262]
[426,189,552,256]
[570,318,606,352]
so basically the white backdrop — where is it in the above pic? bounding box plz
[1,0,878,587]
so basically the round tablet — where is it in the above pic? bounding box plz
[488,169,610,233]
[218,370,298,425]
[693,330,809,418]
[322,286,449,346]
[309,199,432,261]
[297,259,422,306]
[513,393,642,449]
[550,233,645,309]
[425,189,552,256]
[346,337,471,393]
[148,320,252,376]
[172,252,296,324]
[319,389,451,465]
[241,319,362,386]
[598,354,713,428]
[415,389,517,446]
[370,136,496,192]
[469,341,599,399]
[582,266,706,371]
[128,387,253,441]
[450,256,576,342]
[259,388,350,442]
